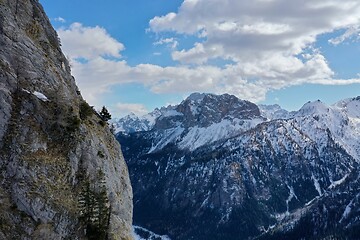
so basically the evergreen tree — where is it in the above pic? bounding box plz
[78,178,94,225]
[78,172,111,240]
[99,106,111,122]
[95,170,111,239]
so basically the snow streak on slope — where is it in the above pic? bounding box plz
[133,226,171,240]
[178,118,263,151]
[258,104,291,120]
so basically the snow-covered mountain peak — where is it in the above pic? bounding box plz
[297,100,330,117]
[112,108,163,133]
[258,104,290,120]
[334,96,360,118]
[186,92,208,102]
[124,112,138,121]
[116,93,265,151]
[175,93,262,127]
[114,93,264,134]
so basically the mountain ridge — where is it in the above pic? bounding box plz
[116,93,360,240]
[114,93,360,159]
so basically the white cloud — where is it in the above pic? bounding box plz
[57,6,360,111]
[154,38,178,49]
[150,0,360,65]
[54,17,66,23]
[147,0,360,97]
[149,13,178,32]
[172,42,223,64]
[114,103,149,116]
[72,52,359,107]
[329,25,360,45]
[57,23,124,60]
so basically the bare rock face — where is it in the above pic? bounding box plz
[0,0,133,239]
[177,93,261,127]
[153,93,261,130]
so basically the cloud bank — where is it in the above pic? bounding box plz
[57,0,360,109]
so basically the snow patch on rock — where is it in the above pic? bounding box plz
[33,91,49,102]
[133,225,171,240]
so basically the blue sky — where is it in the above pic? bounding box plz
[40,0,360,117]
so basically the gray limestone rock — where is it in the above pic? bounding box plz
[0,0,133,239]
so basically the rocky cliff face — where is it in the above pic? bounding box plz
[117,93,360,240]
[0,1,133,239]
[154,93,261,129]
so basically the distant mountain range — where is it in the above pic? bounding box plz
[115,93,360,240]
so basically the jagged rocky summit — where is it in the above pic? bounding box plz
[0,1,133,239]
[116,93,360,240]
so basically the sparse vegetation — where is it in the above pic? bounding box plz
[26,20,41,40]
[80,101,94,120]
[66,116,81,132]
[47,34,61,50]
[98,120,106,127]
